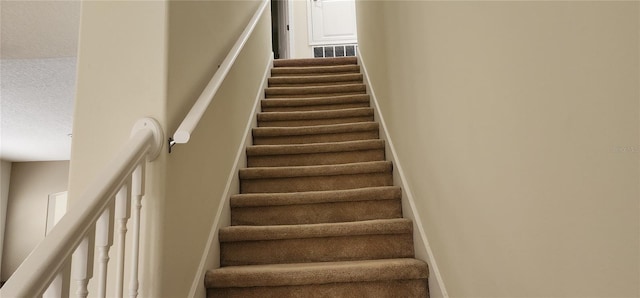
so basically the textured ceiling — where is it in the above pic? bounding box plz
[0,0,80,161]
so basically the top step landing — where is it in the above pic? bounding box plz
[274,57,357,68]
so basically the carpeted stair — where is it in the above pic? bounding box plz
[205,56,429,297]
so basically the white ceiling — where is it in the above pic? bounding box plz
[0,0,81,162]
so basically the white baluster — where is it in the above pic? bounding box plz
[129,164,145,298]
[115,182,131,298]
[42,271,63,298]
[96,205,114,298]
[72,235,95,298]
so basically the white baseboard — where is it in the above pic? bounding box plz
[356,50,449,298]
[188,54,273,298]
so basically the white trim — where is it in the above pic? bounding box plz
[286,0,295,58]
[187,54,273,298]
[357,50,449,298]
[277,0,290,59]
[306,0,312,47]
[308,40,358,46]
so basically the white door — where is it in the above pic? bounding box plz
[308,0,357,45]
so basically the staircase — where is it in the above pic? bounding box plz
[205,57,429,297]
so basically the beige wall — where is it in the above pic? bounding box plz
[0,161,12,281]
[69,0,271,296]
[356,1,639,297]
[69,0,168,202]
[1,161,69,280]
[163,1,271,296]
[292,0,312,58]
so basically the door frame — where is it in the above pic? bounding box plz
[284,0,295,58]
[274,0,295,59]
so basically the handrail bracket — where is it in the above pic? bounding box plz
[168,138,176,154]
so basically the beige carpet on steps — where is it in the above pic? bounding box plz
[205,56,429,297]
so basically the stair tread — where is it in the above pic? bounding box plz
[239,161,391,179]
[258,107,373,122]
[231,186,400,208]
[247,139,383,156]
[271,64,360,76]
[206,57,428,294]
[220,218,411,242]
[206,258,428,288]
[266,83,365,92]
[265,83,366,97]
[262,93,370,106]
[273,56,357,67]
[268,73,363,85]
[253,122,378,137]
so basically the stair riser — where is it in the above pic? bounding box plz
[260,95,371,112]
[269,80,363,88]
[261,103,370,112]
[258,108,373,122]
[266,84,366,98]
[265,91,366,99]
[258,116,374,127]
[247,149,385,167]
[273,57,357,67]
[231,199,402,225]
[208,279,428,298]
[269,73,361,85]
[240,172,393,193]
[220,234,414,266]
[253,131,379,145]
[271,65,360,77]
[270,71,359,78]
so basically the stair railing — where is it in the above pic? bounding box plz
[0,118,164,298]
[168,0,269,152]
[0,0,269,296]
